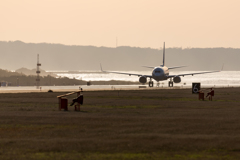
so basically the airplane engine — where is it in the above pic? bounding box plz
[139,76,147,83]
[173,76,181,83]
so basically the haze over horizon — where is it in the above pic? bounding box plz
[1,0,240,49]
[0,41,239,71]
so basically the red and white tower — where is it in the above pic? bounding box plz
[36,54,41,89]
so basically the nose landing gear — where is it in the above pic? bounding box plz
[168,78,174,87]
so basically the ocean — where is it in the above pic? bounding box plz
[53,71,240,87]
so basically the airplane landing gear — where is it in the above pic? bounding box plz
[157,82,160,87]
[149,79,154,87]
[168,78,173,87]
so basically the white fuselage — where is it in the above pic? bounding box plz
[152,66,169,82]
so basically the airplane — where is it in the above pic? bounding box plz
[100,42,220,87]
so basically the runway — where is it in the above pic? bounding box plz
[0,83,239,93]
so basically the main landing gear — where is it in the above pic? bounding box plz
[168,78,174,87]
[149,78,154,87]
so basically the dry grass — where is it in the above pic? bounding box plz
[0,88,240,159]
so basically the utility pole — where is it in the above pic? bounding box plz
[36,54,41,89]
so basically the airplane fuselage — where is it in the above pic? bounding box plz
[152,66,169,82]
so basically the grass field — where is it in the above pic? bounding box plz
[0,88,240,159]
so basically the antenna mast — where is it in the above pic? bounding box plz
[36,54,41,89]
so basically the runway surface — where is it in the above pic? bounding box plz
[0,83,239,93]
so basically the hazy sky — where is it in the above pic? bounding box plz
[1,0,240,48]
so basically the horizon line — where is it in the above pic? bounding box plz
[0,40,239,50]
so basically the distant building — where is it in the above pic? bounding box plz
[0,81,8,87]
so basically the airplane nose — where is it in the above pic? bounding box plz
[153,72,164,81]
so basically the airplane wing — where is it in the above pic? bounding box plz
[141,66,155,69]
[142,65,187,69]
[167,70,220,78]
[100,64,152,78]
[168,66,187,69]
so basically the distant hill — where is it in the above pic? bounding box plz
[0,68,21,77]
[15,67,55,76]
[0,68,137,86]
[0,40,239,71]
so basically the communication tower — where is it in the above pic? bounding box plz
[36,54,41,89]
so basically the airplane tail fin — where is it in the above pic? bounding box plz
[162,42,165,67]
